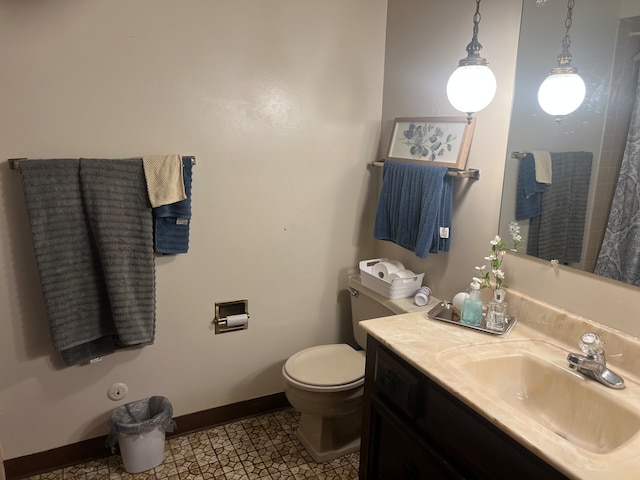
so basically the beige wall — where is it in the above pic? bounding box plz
[376,0,522,300]
[3,0,638,463]
[0,0,386,459]
[621,0,640,17]
[505,253,640,339]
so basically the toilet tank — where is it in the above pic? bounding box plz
[348,274,429,349]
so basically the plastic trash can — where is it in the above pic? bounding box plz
[106,396,176,473]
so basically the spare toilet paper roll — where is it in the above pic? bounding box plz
[389,269,415,280]
[373,260,405,279]
[225,313,249,327]
[414,286,432,306]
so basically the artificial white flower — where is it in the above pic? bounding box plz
[472,223,521,294]
[508,221,522,251]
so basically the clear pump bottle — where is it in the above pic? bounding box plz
[460,279,483,326]
[486,288,508,332]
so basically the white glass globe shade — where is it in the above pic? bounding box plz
[446,65,497,114]
[537,72,586,116]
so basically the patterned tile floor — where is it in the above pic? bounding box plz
[24,408,359,479]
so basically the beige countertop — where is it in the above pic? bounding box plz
[360,290,640,480]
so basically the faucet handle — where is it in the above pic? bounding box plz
[579,332,604,357]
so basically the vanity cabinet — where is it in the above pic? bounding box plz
[359,336,569,480]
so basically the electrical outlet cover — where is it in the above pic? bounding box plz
[107,383,128,401]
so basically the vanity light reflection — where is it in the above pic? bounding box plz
[537,0,586,121]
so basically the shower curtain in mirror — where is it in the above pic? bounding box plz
[594,73,640,286]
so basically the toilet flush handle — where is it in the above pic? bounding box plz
[348,286,359,297]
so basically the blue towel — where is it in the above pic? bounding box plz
[515,153,547,220]
[153,156,193,254]
[374,161,451,258]
[436,174,454,252]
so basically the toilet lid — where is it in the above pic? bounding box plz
[284,344,365,387]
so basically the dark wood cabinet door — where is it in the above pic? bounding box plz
[368,396,464,480]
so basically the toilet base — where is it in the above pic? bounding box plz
[295,409,362,463]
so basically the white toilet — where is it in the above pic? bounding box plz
[282,274,419,462]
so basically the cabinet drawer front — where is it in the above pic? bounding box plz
[374,347,420,419]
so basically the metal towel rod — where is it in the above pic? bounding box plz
[371,160,480,180]
[8,156,196,170]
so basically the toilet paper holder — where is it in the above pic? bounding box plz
[214,299,250,334]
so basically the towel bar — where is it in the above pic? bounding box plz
[8,156,197,170]
[511,152,526,159]
[371,160,480,180]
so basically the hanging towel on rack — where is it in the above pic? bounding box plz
[142,154,186,207]
[527,151,593,263]
[437,174,454,252]
[531,150,552,184]
[373,161,451,258]
[19,158,156,366]
[515,153,547,220]
[153,156,193,254]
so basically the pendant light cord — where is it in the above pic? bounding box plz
[471,0,481,42]
[562,0,575,52]
[463,0,487,64]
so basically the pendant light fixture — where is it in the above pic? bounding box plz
[446,0,497,124]
[537,0,585,121]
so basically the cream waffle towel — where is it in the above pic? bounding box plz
[531,150,552,184]
[142,154,186,207]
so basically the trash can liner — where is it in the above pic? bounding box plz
[106,396,176,452]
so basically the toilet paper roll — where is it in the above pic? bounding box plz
[372,260,404,279]
[389,269,415,280]
[225,313,249,327]
[414,286,432,306]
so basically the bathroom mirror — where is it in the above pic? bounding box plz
[498,0,640,286]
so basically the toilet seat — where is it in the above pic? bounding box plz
[283,344,366,393]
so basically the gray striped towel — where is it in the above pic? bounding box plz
[527,151,593,264]
[20,158,156,366]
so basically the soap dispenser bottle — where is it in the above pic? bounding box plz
[460,279,483,327]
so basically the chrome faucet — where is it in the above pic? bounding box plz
[567,333,625,389]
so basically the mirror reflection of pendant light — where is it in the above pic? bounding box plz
[537,0,586,121]
[446,0,497,124]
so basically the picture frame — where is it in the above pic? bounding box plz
[386,116,476,170]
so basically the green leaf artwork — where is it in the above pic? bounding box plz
[400,122,458,161]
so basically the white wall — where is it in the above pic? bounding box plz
[0,0,386,459]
